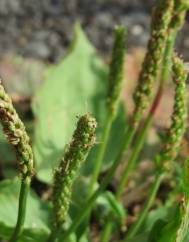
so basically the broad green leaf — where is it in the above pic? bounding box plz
[123,233,149,242]
[0,179,50,241]
[147,206,181,242]
[141,206,170,233]
[32,24,127,183]
[94,191,126,226]
[105,191,126,222]
[32,24,107,183]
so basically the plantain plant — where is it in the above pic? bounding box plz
[0,0,189,242]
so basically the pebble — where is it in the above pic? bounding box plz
[21,41,51,59]
[0,0,187,61]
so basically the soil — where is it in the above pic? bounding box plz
[0,0,188,61]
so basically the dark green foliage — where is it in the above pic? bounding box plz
[0,179,50,242]
[147,206,182,242]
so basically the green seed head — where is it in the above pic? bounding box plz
[0,81,34,180]
[52,114,97,230]
[170,0,189,30]
[160,55,188,171]
[133,0,174,125]
[107,26,126,115]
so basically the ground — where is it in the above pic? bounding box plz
[0,0,188,61]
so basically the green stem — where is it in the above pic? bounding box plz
[176,158,189,242]
[88,111,114,196]
[120,33,178,241]
[57,127,136,242]
[161,31,176,81]
[99,89,162,242]
[101,221,113,242]
[99,126,137,242]
[99,32,175,242]
[176,200,189,242]
[112,31,176,241]
[99,104,154,241]
[81,112,114,241]
[116,114,153,199]
[9,179,30,242]
[57,31,176,241]
[116,27,176,200]
[124,173,164,240]
[58,43,166,240]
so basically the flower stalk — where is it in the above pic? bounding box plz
[116,0,189,203]
[133,0,174,125]
[0,80,34,242]
[176,158,189,242]
[125,55,188,240]
[48,114,97,242]
[88,26,126,196]
[0,82,34,180]
[57,2,178,239]
[107,26,126,115]
[110,0,175,200]
[100,1,185,240]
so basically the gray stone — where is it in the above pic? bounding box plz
[22,41,51,59]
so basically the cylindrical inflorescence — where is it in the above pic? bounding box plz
[107,26,126,115]
[0,80,34,181]
[160,55,188,170]
[133,0,174,125]
[170,0,189,30]
[52,114,97,230]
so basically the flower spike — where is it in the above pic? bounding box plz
[0,80,34,180]
[133,0,174,124]
[170,0,189,30]
[160,55,188,170]
[52,114,97,230]
[107,25,126,115]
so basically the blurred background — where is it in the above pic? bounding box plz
[0,0,188,178]
[0,2,189,241]
[0,0,188,61]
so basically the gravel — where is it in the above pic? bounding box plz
[0,0,188,61]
